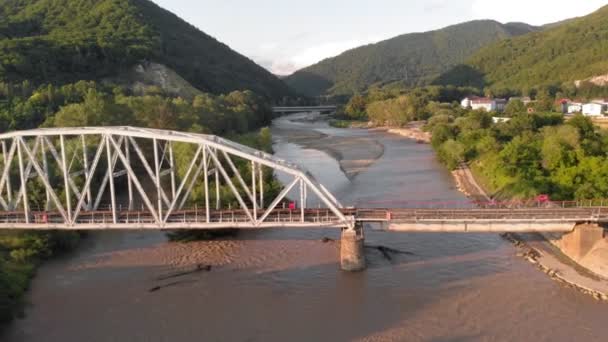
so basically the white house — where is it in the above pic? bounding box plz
[567,102,583,114]
[582,103,607,116]
[461,97,507,112]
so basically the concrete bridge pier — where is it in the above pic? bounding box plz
[340,225,366,271]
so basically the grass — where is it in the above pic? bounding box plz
[328,119,369,128]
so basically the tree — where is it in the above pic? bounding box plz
[504,99,525,116]
[438,139,465,170]
[345,94,367,119]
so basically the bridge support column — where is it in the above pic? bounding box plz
[340,225,366,272]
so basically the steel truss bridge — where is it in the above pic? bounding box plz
[0,126,604,233]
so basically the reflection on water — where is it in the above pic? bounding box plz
[4,115,608,342]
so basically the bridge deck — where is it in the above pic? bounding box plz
[0,207,603,232]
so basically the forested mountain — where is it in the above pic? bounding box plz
[0,0,290,99]
[285,20,538,97]
[442,5,608,93]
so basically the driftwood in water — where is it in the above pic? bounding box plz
[321,237,335,243]
[155,264,212,282]
[148,279,197,292]
[365,245,415,261]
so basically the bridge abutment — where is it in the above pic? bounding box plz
[542,224,608,278]
[340,226,366,271]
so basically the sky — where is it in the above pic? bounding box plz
[151,0,606,76]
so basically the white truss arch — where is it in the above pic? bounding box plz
[0,126,353,230]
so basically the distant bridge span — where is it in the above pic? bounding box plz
[0,126,603,233]
[272,106,337,114]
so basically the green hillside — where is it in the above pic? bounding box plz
[285,20,538,97]
[445,5,608,92]
[0,0,290,99]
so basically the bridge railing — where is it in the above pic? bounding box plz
[0,207,348,228]
[355,207,603,222]
[357,198,608,210]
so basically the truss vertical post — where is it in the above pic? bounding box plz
[60,135,72,223]
[16,138,29,223]
[40,138,50,210]
[303,182,307,209]
[2,140,12,203]
[203,145,210,223]
[300,178,305,223]
[105,135,117,224]
[81,135,92,210]
[0,140,17,211]
[258,164,263,209]
[214,148,220,210]
[125,138,133,210]
[251,161,257,220]
[153,138,162,219]
[169,142,176,201]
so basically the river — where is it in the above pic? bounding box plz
[4,114,608,341]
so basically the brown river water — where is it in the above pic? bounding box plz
[4,114,608,341]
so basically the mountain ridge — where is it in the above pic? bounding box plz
[445,4,608,92]
[0,0,291,99]
[285,19,539,97]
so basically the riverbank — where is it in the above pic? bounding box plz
[453,162,608,297]
[385,122,432,144]
[329,119,432,143]
[380,126,608,299]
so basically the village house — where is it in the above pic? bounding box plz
[582,101,608,116]
[557,99,583,114]
[461,97,507,112]
[568,102,583,114]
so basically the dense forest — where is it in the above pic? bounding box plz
[285,20,538,97]
[0,0,291,99]
[440,5,608,94]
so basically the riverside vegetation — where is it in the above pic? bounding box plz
[339,84,608,201]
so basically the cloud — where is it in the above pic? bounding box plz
[257,36,387,76]
[471,0,606,25]
[424,0,451,12]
